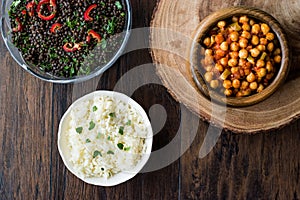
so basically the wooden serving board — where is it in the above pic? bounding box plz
[150,0,300,133]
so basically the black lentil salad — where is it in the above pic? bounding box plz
[8,0,127,78]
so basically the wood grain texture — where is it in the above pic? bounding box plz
[1,0,300,199]
[150,0,300,133]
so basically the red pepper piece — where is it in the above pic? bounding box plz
[50,23,62,33]
[84,4,97,21]
[37,0,57,21]
[86,30,101,43]
[21,9,27,15]
[26,1,36,17]
[63,43,82,52]
[12,18,22,32]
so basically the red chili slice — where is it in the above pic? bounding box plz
[50,23,62,33]
[12,18,22,32]
[26,1,36,17]
[37,0,57,21]
[84,4,97,21]
[86,30,101,43]
[63,43,82,52]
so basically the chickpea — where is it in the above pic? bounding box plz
[266,73,275,80]
[266,61,274,72]
[246,72,256,83]
[241,31,251,39]
[220,41,229,51]
[230,42,240,51]
[231,67,239,74]
[251,24,261,35]
[274,55,281,63]
[230,31,239,42]
[241,81,249,90]
[239,15,249,23]
[239,58,247,67]
[244,68,251,76]
[274,48,281,56]
[203,37,211,47]
[257,84,264,93]
[232,79,241,89]
[228,58,238,67]
[267,42,274,52]
[205,49,213,56]
[210,80,219,89]
[266,32,275,41]
[217,21,226,29]
[210,35,215,45]
[215,49,226,58]
[250,48,260,57]
[257,68,267,78]
[220,57,228,66]
[256,60,265,68]
[249,19,255,26]
[224,89,233,96]
[204,55,214,65]
[257,44,266,52]
[229,51,239,59]
[215,34,224,44]
[232,16,239,22]
[236,91,243,97]
[204,72,213,82]
[242,23,251,31]
[223,80,232,89]
[261,23,270,35]
[260,38,268,45]
[251,35,259,46]
[215,63,224,72]
[239,38,248,48]
[249,82,258,90]
[243,88,252,96]
[239,49,248,59]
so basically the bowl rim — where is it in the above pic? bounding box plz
[57,90,153,186]
[189,6,290,107]
[0,0,132,84]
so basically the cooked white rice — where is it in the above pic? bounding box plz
[66,95,148,178]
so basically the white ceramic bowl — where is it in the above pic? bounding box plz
[58,90,153,186]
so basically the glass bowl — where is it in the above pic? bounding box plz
[0,0,131,83]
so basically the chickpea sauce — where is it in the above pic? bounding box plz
[199,15,282,97]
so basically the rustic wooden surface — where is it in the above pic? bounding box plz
[150,0,300,133]
[0,0,300,199]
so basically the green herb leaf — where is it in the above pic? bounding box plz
[107,136,111,140]
[100,39,107,49]
[115,1,122,9]
[76,127,83,134]
[124,147,131,151]
[119,126,124,135]
[109,112,116,118]
[107,150,114,155]
[117,143,124,150]
[89,121,96,130]
[92,106,98,112]
[93,150,102,158]
[97,132,101,139]
[100,1,105,6]
[126,120,131,126]
[120,12,125,17]
[105,17,116,34]
[86,138,91,143]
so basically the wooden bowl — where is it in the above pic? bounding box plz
[190,6,290,107]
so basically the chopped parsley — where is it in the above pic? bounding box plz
[126,120,131,126]
[115,1,122,9]
[86,138,91,143]
[93,150,102,158]
[92,106,98,112]
[107,150,114,155]
[96,132,101,139]
[117,143,124,150]
[124,147,131,151]
[105,17,116,34]
[76,127,83,134]
[107,136,111,140]
[119,126,124,135]
[109,112,116,118]
[88,121,96,130]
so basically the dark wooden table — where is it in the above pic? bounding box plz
[1,0,300,199]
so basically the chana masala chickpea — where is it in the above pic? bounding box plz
[200,15,282,97]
